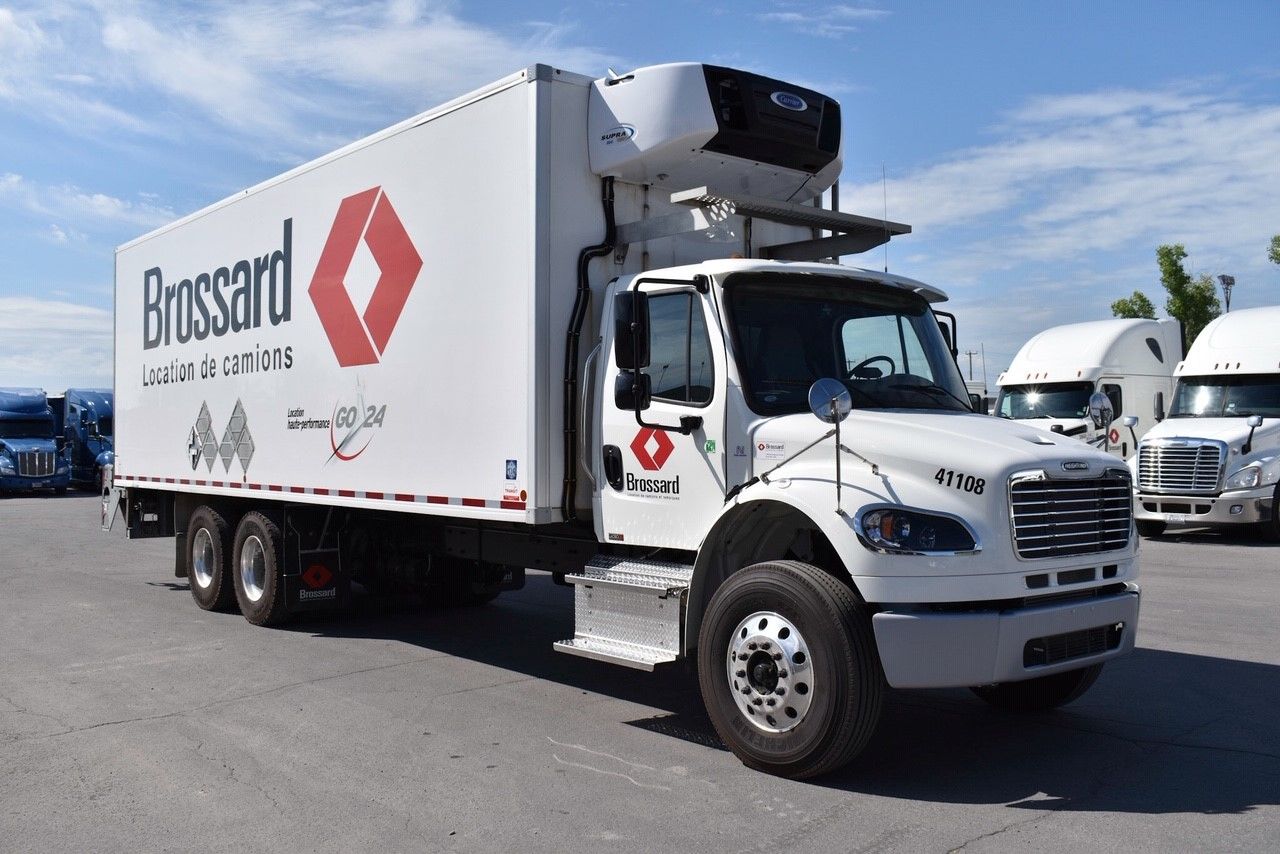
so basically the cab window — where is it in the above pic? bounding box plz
[645,292,714,405]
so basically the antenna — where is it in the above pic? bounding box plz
[980,343,988,392]
[881,163,889,273]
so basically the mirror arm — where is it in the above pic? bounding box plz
[1243,424,1259,455]
[632,408,699,436]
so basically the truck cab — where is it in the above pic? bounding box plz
[59,389,115,489]
[1131,307,1280,539]
[0,388,70,494]
[995,318,1182,458]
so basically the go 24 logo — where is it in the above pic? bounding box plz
[328,399,387,462]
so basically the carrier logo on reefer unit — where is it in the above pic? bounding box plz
[308,187,423,367]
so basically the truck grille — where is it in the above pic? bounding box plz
[1010,474,1132,559]
[17,451,56,477]
[1137,441,1224,494]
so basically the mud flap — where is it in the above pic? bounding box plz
[283,506,350,613]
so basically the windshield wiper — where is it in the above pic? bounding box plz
[889,381,974,411]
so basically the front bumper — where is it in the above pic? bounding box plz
[871,584,1139,688]
[0,472,70,492]
[1134,487,1275,526]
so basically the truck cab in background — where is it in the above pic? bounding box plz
[0,388,70,494]
[995,318,1182,458]
[1131,306,1280,540]
[57,389,115,490]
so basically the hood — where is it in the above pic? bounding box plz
[0,437,58,455]
[1004,416,1095,441]
[1141,417,1280,450]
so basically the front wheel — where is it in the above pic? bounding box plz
[970,663,1103,712]
[697,560,883,780]
[1136,520,1165,538]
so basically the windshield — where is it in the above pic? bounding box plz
[0,418,54,440]
[1169,374,1280,418]
[726,275,971,415]
[996,382,1093,419]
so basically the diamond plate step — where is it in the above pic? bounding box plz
[553,555,693,671]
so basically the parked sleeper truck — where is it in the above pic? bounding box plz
[57,388,115,489]
[996,318,1182,458]
[105,63,1140,778]
[1131,306,1280,540]
[0,388,70,494]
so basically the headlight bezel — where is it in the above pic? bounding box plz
[854,505,981,556]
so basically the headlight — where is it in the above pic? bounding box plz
[857,507,978,554]
[1225,466,1261,490]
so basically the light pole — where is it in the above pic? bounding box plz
[1218,274,1235,313]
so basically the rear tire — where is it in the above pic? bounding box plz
[232,511,290,626]
[970,663,1103,712]
[187,506,236,611]
[1136,520,1165,538]
[697,560,883,779]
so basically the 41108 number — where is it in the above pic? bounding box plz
[935,468,985,495]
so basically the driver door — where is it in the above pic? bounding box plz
[595,281,727,550]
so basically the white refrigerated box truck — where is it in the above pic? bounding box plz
[995,318,1182,457]
[107,62,1140,778]
[1130,306,1280,540]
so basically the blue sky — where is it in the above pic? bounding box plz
[2,0,1278,390]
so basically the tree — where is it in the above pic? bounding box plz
[1157,244,1219,345]
[1111,291,1156,319]
[1269,234,1279,266]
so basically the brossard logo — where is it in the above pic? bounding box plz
[628,427,679,495]
[139,186,423,370]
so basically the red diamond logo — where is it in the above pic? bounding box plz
[309,187,423,367]
[630,427,674,471]
[301,563,334,590]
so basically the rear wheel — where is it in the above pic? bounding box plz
[697,560,883,779]
[970,663,1103,712]
[232,511,290,626]
[1136,520,1165,538]
[187,506,236,611]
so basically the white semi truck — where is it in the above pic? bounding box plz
[995,318,1182,457]
[1131,306,1280,540]
[106,62,1140,778]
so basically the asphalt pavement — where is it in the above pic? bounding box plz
[2,494,1277,853]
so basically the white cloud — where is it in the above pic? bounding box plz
[758,4,889,38]
[0,172,175,230]
[0,297,113,389]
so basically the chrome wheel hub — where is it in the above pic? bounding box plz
[726,610,814,733]
[239,535,266,603]
[191,527,215,590]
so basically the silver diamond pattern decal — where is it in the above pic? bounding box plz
[192,399,256,475]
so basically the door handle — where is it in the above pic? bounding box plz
[602,445,624,491]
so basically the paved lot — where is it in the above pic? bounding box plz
[2,493,1278,853]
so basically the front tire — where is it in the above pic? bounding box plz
[1136,520,1165,538]
[697,560,883,780]
[970,663,1103,712]
[186,506,236,611]
[232,511,289,626]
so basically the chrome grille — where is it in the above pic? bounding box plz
[1010,474,1132,559]
[17,450,55,477]
[1137,442,1223,494]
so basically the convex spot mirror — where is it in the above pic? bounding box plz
[1121,415,1139,428]
[809,378,852,424]
[613,290,650,370]
[1247,414,1264,428]
[1087,392,1115,429]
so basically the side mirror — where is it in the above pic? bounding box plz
[808,378,852,424]
[614,370,652,412]
[1087,392,1114,430]
[1153,391,1165,422]
[968,393,983,413]
[1244,414,1263,455]
[613,290,650,370]
[1121,415,1138,428]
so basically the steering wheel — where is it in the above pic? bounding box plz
[846,355,896,380]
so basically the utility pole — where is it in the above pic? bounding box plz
[1218,274,1235,312]
[963,349,978,381]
